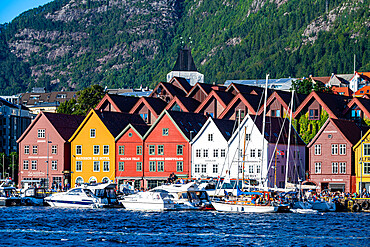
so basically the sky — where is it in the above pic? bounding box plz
[0,0,54,24]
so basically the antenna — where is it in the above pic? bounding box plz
[326,0,328,13]
[354,54,356,74]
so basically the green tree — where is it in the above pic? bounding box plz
[57,84,105,115]
[291,78,313,94]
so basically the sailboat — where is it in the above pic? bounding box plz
[211,75,290,213]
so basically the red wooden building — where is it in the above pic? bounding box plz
[115,123,149,190]
[142,110,207,189]
[17,112,84,189]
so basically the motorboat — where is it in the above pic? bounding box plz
[21,187,49,206]
[78,183,122,208]
[119,190,176,211]
[153,182,213,210]
[211,191,290,213]
[0,183,22,206]
[44,187,101,208]
[308,199,336,212]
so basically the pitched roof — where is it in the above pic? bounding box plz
[20,91,77,106]
[95,94,140,112]
[195,90,235,114]
[17,112,84,143]
[170,77,192,93]
[212,118,237,141]
[331,86,353,97]
[130,97,167,116]
[310,76,331,85]
[150,82,188,98]
[219,93,263,118]
[166,111,208,140]
[343,97,370,119]
[165,96,201,112]
[226,83,274,97]
[95,110,146,138]
[172,47,198,72]
[308,118,370,147]
[354,85,370,96]
[252,115,306,145]
[258,90,308,115]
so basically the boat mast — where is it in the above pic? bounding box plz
[260,74,268,188]
[237,109,241,191]
[284,90,294,189]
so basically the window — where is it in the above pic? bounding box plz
[246,134,251,141]
[93,161,100,172]
[213,149,218,158]
[314,144,321,155]
[275,110,281,117]
[221,149,226,157]
[149,161,156,172]
[103,161,109,172]
[257,165,261,174]
[90,129,96,138]
[93,145,100,155]
[136,162,142,171]
[238,164,243,173]
[76,161,82,172]
[332,162,338,174]
[236,110,245,120]
[51,145,57,154]
[339,144,346,155]
[23,160,29,170]
[309,109,319,120]
[258,149,262,158]
[162,128,169,136]
[250,149,256,158]
[177,145,183,155]
[213,164,218,173]
[136,146,142,155]
[315,162,321,174]
[32,145,38,154]
[149,145,155,155]
[118,162,124,171]
[203,149,208,158]
[177,161,183,172]
[103,145,109,155]
[339,162,346,174]
[201,164,207,173]
[24,145,29,154]
[331,144,338,155]
[31,160,37,170]
[249,165,254,173]
[38,129,45,138]
[208,134,213,141]
[364,162,370,175]
[157,161,164,172]
[51,160,57,170]
[195,164,200,173]
[364,144,370,156]
[76,145,82,155]
[118,146,124,155]
[158,145,164,155]
[196,149,201,158]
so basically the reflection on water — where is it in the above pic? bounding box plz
[0,207,369,246]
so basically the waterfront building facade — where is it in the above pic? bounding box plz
[353,128,370,194]
[17,112,84,188]
[308,119,368,193]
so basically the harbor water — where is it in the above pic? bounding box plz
[0,207,369,246]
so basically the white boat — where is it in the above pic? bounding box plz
[120,191,176,211]
[21,187,48,206]
[44,187,101,208]
[152,182,213,210]
[0,184,22,206]
[308,199,336,212]
[212,201,277,213]
[78,183,122,208]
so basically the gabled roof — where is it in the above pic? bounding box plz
[308,118,370,148]
[257,90,308,115]
[69,110,146,142]
[226,83,274,97]
[212,118,237,141]
[331,86,353,97]
[94,94,140,112]
[143,110,207,141]
[130,97,167,116]
[310,76,331,85]
[115,123,150,141]
[169,77,192,93]
[354,85,370,96]
[149,82,188,98]
[252,115,306,145]
[343,97,370,119]
[172,47,198,72]
[165,96,201,112]
[186,82,215,98]
[17,112,84,143]
[293,91,352,119]
[195,90,234,113]
[219,93,261,118]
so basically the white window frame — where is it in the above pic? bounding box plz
[331,144,338,155]
[195,164,200,173]
[332,162,338,174]
[76,145,82,155]
[31,160,37,170]
[201,164,207,173]
[315,162,321,174]
[103,161,110,172]
[76,161,82,172]
[51,160,57,170]
[51,145,57,154]
[90,129,96,138]
[118,162,124,171]
[103,145,109,155]
[38,129,45,138]
[339,144,346,155]
[24,145,29,154]
[93,145,100,155]
[212,164,218,174]
[93,161,100,172]
[23,160,29,170]
[339,162,346,174]
[314,144,321,155]
[208,134,213,142]
[213,149,218,158]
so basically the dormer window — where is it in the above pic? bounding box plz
[309,109,320,120]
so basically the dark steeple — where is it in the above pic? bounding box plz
[172,46,198,72]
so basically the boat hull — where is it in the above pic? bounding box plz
[120,201,175,211]
[45,198,99,208]
[212,201,277,213]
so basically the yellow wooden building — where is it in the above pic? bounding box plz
[353,129,370,194]
[69,109,145,187]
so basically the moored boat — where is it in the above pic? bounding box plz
[21,187,49,206]
[0,184,22,206]
[44,187,101,208]
[78,183,122,208]
[119,190,176,211]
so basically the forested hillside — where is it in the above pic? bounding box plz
[0,0,368,95]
